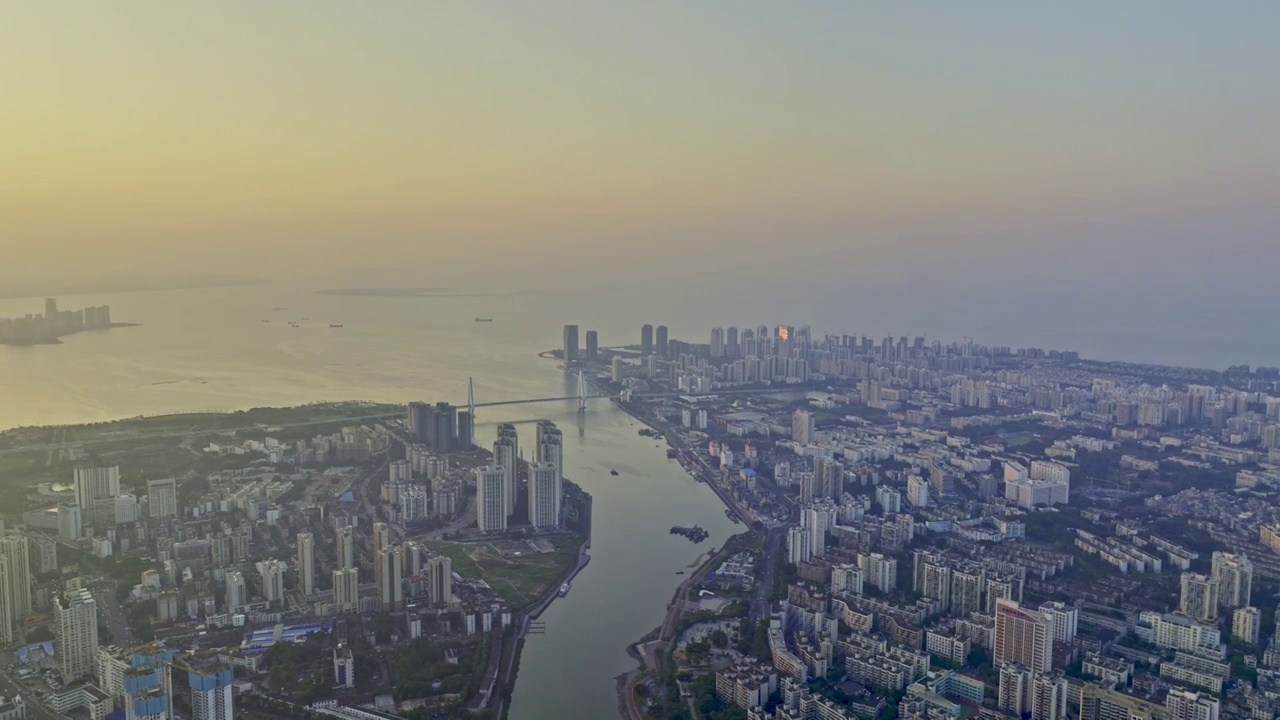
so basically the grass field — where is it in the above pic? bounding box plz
[427,535,580,610]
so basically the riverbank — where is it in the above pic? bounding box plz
[0,322,142,346]
[491,492,593,720]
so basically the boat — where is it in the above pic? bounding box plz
[475,317,493,322]
[558,582,570,597]
[329,324,344,328]
[609,469,619,476]
[260,319,269,323]
[675,571,685,575]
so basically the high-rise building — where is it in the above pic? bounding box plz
[998,664,1030,716]
[1079,684,1166,720]
[611,356,623,382]
[493,425,519,517]
[1031,672,1069,720]
[428,555,453,607]
[335,526,355,570]
[189,668,235,720]
[1233,606,1261,645]
[726,327,739,357]
[146,478,178,519]
[1038,601,1078,643]
[334,645,355,688]
[58,503,82,541]
[1165,688,1220,720]
[907,475,930,509]
[1210,552,1252,609]
[585,330,598,365]
[0,535,31,626]
[528,462,561,529]
[802,505,833,559]
[792,410,816,445]
[951,567,987,618]
[655,325,669,358]
[858,553,897,594]
[377,545,403,611]
[475,465,507,533]
[425,402,457,453]
[372,523,391,565]
[0,557,11,646]
[54,588,99,681]
[456,410,474,450]
[710,327,725,357]
[995,599,1053,673]
[73,465,120,510]
[332,567,359,613]
[296,533,315,595]
[225,570,247,611]
[257,559,285,606]
[563,325,579,364]
[1180,572,1219,623]
[641,324,654,357]
[407,401,431,444]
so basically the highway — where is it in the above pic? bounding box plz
[0,667,56,720]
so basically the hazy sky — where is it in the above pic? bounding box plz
[3,2,1277,291]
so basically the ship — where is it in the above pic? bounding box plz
[329,324,344,328]
[475,317,493,322]
[610,469,619,476]
[558,582,571,597]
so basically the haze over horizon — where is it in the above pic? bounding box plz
[3,2,1277,300]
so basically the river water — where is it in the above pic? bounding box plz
[0,283,738,719]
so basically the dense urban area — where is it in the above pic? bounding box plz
[3,321,1280,720]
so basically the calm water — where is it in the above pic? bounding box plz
[0,284,738,719]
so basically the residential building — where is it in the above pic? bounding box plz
[995,599,1053,673]
[1038,601,1078,643]
[335,525,355,570]
[792,410,816,445]
[1165,688,1220,720]
[1180,572,1219,623]
[333,567,359,614]
[1210,552,1252,609]
[224,571,246,612]
[475,465,508,533]
[1233,606,1261,645]
[428,555,453,607]
[147,478,178,519]
[528,461,561,529]
[296,533,315,595]
[188,668,234,720]
[54,589,99,681]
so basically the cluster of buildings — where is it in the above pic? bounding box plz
[0,298,113,344]
[631,326,1280,720]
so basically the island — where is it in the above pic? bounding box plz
[0,297,137,345]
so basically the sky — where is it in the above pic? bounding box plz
[2,1,1277,294]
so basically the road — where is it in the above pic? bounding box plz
[92,581,134,647]
[0,668,57,720]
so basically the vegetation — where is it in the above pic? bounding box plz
[387,636,488,701]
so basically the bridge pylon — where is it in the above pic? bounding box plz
[468,377,476,421]
[577,371,587,413]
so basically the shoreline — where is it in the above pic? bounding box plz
[0,322,141,347]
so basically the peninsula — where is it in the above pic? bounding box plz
[0,297,137,345]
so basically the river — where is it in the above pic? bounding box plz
[0,283,740,719]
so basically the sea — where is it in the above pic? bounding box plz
[0,281,1272,718]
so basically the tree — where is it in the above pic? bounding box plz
[710,629,729,648]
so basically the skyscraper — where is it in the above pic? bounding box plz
[296,533,315,595]
[493,424,519,517]
[372,523,390,563]
[428,555,453,607]
[73,465,120,510]
[335,526,355,570]
[1210,552,1252,609]
[792,410,816,445]
[726,326,739,357]
[563,324,579,364]
[0,556,12,646]
[225,570,247,611]
[407,401,431,444]
[641,324,653,357]
[475,465,507,533]
[710,327,725,357]
[528,462,561,529]
[332,567,359,614]
[257,559,285,606]
[377,545,403,611]
[456,410,474,450]
[0,535,32,625]
[1038,601,1079,643]
[655,325,668,358]
[54,588,99,681]
[1180,572,1219,623]
[425,402,457,453]
[147,477,178,519]
[189,668,235,720]
[585,330,598,365]
[995,599,1053,673]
